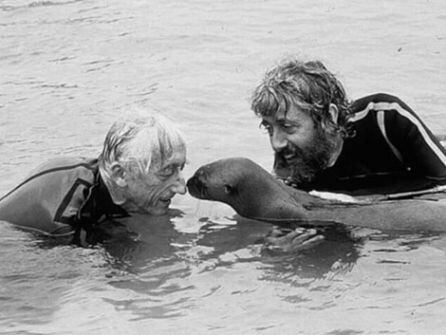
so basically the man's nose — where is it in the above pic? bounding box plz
[172,173,187,195]
[270,129,288,151]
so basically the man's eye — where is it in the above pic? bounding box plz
[158,163,184,178]
[281,123,298,133]
[158,166,175,177]
[259,122,273,134]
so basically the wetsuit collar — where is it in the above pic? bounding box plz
[78,165,129,224]
[71,160,129,247]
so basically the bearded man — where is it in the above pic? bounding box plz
[252,59,446,196]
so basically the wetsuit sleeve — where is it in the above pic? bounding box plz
[0,159,93,234]
[377,94,446,182]
[0,174,62,232]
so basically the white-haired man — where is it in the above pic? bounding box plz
[0,112,187,245]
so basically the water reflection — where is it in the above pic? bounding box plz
[98,212,363,290]
[2,209,444,327]
[101,210,191,266]
[0,222,107,330]
[77,212,364,320]
[196,216,362,280]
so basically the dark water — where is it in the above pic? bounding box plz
[1,0,446,333]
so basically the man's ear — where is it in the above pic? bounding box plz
[328,103,339,124]
[322,103,339,131]
[110,163,127,187]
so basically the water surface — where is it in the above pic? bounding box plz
[1,0,446,334]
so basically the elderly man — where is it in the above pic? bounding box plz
[252,59,446,195]
[0,112,187,245]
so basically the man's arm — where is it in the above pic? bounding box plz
[0,181,60,233]
[374,94,446,182]
[351,93,446,184]
[0,159,92,234]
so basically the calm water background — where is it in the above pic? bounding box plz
[1,0,446,334]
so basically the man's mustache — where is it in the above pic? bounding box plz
[276,143,305,163]
[274,136,335,185]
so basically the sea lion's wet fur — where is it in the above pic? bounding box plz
[187,157,446,232]
[188,158,316,219]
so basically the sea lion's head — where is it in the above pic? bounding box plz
[187,157,288,218]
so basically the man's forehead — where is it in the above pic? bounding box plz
[162,147,186,165]
[262,110,287,123]
[262,105,303,123]
[146,146,184,170]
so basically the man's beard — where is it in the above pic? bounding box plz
[273,127,339,186]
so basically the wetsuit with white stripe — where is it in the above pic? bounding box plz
[0,157,129,244]
[298,93,446,195]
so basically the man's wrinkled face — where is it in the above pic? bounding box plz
[124,147,187,215]
[260,105,339,185]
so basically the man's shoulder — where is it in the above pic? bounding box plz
[350,93,403,112]
[348,93,416,124]
[28,157,98,180]
[0,157,99,227]
[7,156,100,200]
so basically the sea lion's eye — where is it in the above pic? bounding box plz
[224,184,235,194]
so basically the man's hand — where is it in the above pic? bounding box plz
[264,227,324,252]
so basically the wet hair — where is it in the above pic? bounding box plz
[251,58,353,137]
[99,110,186,175]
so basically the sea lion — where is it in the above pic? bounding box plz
[187,157,446,232]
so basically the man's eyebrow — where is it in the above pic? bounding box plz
[163,161,185,168]
[278,117,300,125]
[275,118,291,125]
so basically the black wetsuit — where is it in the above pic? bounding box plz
[278,93,446,195]
[0,157,128,244]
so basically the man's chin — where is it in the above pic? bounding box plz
[275,162,318,185]
[273,164,293,179]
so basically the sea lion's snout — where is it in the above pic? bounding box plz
[187,168,208,199]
